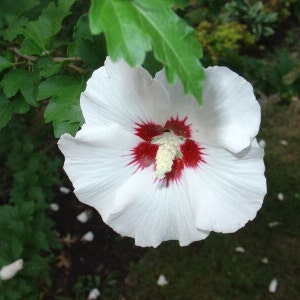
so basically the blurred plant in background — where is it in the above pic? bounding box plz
[190,0,300,104]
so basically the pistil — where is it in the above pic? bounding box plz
[152,132,184,179]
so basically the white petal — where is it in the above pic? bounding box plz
[50,203,59,211]
[88,288,101,300]
[258,139,266,148]
[261,257,269,264]
[59,186,71,194]
[81,57,170,129]
[76,210,91,223]
[186,140,266,233]
[268,221,280,228]
[106,168,209,247]
[155,67,261,153]
[81,231,94,242]
[235,246,245,253]
[0,259,23,280]
[58,123,139,221]
[269,278,278,293]
[279,140,288,146]
[277,193,284,201]
[157,274,169,286]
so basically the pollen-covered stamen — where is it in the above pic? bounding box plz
[152,132,184,179]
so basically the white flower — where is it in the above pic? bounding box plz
[58,57,266,247]
[0,259,23,280]
[157,274,169,286]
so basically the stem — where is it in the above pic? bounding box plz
[11,47,82,63]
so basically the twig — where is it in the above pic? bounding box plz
[11,47,82,63]
[67,63,87,74]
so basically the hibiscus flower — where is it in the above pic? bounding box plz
[58,57,266,247]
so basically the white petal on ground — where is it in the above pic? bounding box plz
[0,259,23,280]
[58,124,139,223]
[277,193,284,201]
[50,203,59,211]
[258,139,267,148]
[268,221,280,228]
[186,140,266,233]
[279,140,288,146]
[235,246,245,253]
[155,66,261,153]
[157,274,169,286]
[59,186,71,194]
[81,231,94,242]
[269,278,278,293]
[81,57,170,129]
[87,288,101,299]
[76,210,91,223]
[261,257,269,264]
[106,168,209,247]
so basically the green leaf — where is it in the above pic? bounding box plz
[89,0,204,103]
[0,0,39,23]
[1,69,38,106]
[0,56,12,73]
[0,93,14,129]
[68,14,106,68]
[21,0,75,55]
[35,57,62,78]
[53,121,81,137]
[89,0,151,65]
[0,0,39,41]
[12,96,31,114]
[37,75,85,137]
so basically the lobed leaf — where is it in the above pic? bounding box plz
[1,69,39,106]
[21,0,75,55]
[37,75,85,137]
[89,0,204,103]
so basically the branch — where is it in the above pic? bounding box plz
[11,47,82,63]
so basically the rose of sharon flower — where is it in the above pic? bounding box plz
[58,57,266,247]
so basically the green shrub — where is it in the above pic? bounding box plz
[0,117,61,299]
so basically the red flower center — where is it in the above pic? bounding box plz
[131,117,205,186]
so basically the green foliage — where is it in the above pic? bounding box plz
[224,0,278,39]
[0,118,61,299]
[267,51,300,104]
[196,21,254,63]
[21,0,75,55]
[0,0,87,137]
[89,0,204,103]
[68,14,106,68]
[216,50,300,105]
[37,75,85,137]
